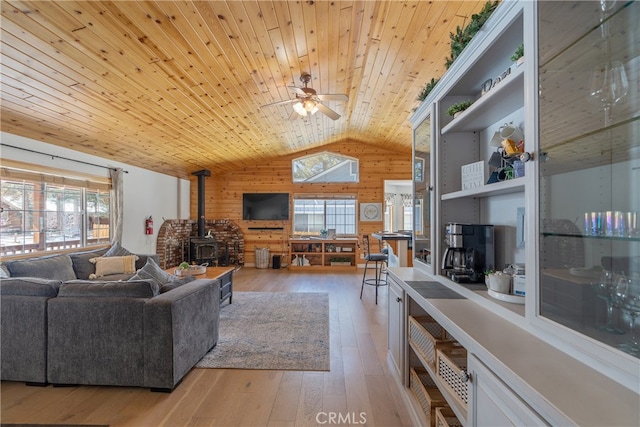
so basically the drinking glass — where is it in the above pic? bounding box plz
[588,60,629,126]
[594,270,624,334]
[615,275,640,355]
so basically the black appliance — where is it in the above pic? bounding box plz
[441,223,495,283]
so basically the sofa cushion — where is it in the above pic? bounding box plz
[0,277,61,297]
[69,247,109,279]
[159,276,197,293]
[89,255,138,279]
[104,241,133,257]
[129,257,178,289]
[3,254,76,281]
[59,279,158,298]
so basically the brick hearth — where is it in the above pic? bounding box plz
[156,219,245,269]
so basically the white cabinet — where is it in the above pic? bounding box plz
[388,277,405,381]
[400,0,640,423]
[468,354,547,427]
[410,0,528,291]
[534,0,640,386]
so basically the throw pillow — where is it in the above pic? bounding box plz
[69,247,109,279]
[89,255,138,279]
[104,241,133,257]
[129,257,178,289]
[0,264,10,278]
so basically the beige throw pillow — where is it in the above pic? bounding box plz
[89,255,138,278]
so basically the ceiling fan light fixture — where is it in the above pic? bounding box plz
[292,100,307,116]
[303,99,317,112]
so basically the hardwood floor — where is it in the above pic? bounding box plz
[1,268,414,426]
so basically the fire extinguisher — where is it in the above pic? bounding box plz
[145,216,153,235]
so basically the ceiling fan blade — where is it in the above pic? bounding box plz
[316,103,341,120]
[289,110,302,120]
[260,99,294,108]
[288,86,307,96]
[317,94,348,102]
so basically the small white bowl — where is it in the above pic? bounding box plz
[488,273,511,294]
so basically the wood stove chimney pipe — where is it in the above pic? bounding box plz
[192,169,211,237]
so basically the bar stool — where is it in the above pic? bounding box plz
[360,234,388,304]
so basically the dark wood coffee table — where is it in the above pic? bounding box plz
[201,267,234,305]
[168,266,234,305]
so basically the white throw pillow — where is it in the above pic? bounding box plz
[89,255,138,278]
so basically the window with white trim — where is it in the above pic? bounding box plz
[292,151,359,183]
[293,195,357,236]
[1,162,111,255]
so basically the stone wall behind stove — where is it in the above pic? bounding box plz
[157,219,245,268]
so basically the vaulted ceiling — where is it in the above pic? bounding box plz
[1,1,485,178]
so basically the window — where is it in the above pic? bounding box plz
[1,163,111,255]
[293,195,357,236]
[292,151,359,183]
[403,206,413,230]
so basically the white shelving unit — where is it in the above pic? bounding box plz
[395,1,640,425]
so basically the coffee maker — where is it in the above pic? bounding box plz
[442,223,495,283]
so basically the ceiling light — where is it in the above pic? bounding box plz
[303,99,316,112]
[292,100,307,116]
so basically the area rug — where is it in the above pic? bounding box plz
[196,291,329,371]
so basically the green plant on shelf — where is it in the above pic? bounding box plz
[446,100,473,117]
[416,77,440,102]
[511,44,524,62]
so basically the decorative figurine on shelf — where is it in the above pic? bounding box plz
[302,254,310,266]
[292,255,299,266]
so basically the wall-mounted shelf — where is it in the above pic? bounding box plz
[442,65,524,135]
[441,178,525,201]
[248,227,284,230]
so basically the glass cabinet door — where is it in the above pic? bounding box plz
[413,112,432,268]
[538,1,639,357]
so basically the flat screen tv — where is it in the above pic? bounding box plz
[242,193,290,220]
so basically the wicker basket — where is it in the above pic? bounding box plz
[436,346,468,409]
[408,316,456,369]
[435,407,463,427]
[409,367,447,427]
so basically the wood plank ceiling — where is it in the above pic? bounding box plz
[1,1,485,178]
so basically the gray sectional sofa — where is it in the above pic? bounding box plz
[0,245,220,392]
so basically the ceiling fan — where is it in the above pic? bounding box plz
[261,73,348,120]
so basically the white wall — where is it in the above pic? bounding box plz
[0,132,190,255]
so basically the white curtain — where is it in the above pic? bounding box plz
[110,168,124,243]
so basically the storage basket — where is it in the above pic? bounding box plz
[255,247,269,269]
[435,407,463,427]
[436,346,468,409]
[408,316,456,369]
[409,367,446,427]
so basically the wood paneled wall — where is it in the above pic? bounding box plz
[190,140,411,266]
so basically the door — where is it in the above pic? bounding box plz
[388,277,405,381]
[468,354,548,426]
